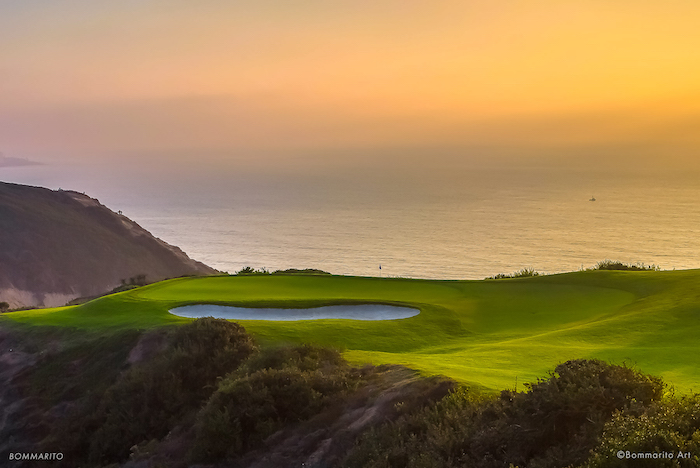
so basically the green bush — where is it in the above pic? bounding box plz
[190,345,363,463]
[235,266,270,275]
[342,386,484,468]
[271,268,332,275]
[592,260,660,271]
[238,342,347,374]
[87,318,257,464]
[341,360,664,468]
[470,360,663,468]
[489,267,541,280]
[584,395,700,468]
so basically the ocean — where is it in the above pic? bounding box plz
[3,158,700,279]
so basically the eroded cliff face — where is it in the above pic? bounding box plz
[0,182,217,308]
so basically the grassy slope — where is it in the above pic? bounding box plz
[3,270,699,392]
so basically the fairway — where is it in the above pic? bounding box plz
[4,270,700,392]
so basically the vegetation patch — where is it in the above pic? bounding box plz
[341,360,665,468]
[6,320,700,468]
[592,260,660,271]
[234,266,332,275]
[190,345,368,463]
[28,318,256,466]
[487,267,542,279]
[272,268,332,275]
[584,394,700,468]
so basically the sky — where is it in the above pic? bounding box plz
[1,0,699,171]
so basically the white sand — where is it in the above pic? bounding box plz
[169,304,420,321]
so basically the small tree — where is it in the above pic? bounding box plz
[128,274,148,286]
[0,301,9,313]
[235,266,269,275]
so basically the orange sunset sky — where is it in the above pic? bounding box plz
[1,1,699,169]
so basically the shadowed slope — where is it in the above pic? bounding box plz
[0,182,216,308]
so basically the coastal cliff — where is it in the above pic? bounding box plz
[0,181,217,308]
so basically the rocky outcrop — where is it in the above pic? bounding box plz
[0,182,217,308]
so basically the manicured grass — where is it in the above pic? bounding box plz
[3,270,700,392]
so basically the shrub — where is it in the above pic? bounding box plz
[584,395,700,468]
[190,345,363,463]
[488,267,542,280]
[342,385,484,468]
[238,343,347,374]
[271,268,332,275]
[341,360,664,468]
[592,260,660,271]
[235,266,270,275]
[87,318,257,465]
[470,360,664,468]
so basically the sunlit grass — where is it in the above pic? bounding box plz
[3,270,700,391]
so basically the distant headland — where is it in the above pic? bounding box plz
[0,153,42,168]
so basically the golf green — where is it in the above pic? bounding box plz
[5,269,699,391]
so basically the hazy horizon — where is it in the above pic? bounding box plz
[3,160,700,280]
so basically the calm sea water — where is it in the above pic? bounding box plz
[3,159,700,279]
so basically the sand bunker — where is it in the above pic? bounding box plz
[169,304,419,321]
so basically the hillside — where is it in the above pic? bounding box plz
[0,181,217,308]
[3,270,699,467]
[3,270,700,466]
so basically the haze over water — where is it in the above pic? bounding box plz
[3,2,700,280]
[4,158,699,280]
